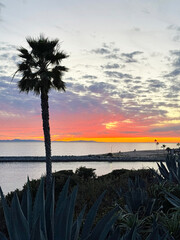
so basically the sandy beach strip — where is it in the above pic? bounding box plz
[0,150,167,162]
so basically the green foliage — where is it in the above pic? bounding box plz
[16,35,68,95]
[117,176,156,217]
[146,220,170,240]
[159,211,180,239]
[0,177,119,240]
[157,153,180,184]
[75,166,96,180]
[1,166,180,239]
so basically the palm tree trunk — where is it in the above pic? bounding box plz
[41,89,52,192]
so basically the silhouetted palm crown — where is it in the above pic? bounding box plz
[17,36,68,94]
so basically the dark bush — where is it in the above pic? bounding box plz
[75,166,96,180]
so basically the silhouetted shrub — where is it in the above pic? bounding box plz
[75,166,96,180]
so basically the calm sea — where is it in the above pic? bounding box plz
[0,142,176,194]
[0,141,177,156]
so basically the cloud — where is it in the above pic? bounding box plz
[133,85,143,90]
[169,50,180,67]
[167,24,180,31]
[0,75,41,116]
[124,79,131,83]
[164,50,180,78]
[142,9,150,14]
[165,69,180,78]
[0,38,179,139]
[104,71,133,79]
[150,125,180,133]
[105,54,120,59]
[120,92,135,99]
[82,74,97,79]
[121,51,143,63]
[103,121,119,130]
[147,79,166,91]
[0,2,4,22]
[101,63,125,69]
[155,102,180,108]
[0,42,18,75]
[91,43,121,60]
[132,27,141,32]
[91,48,111,55]
[169,85,180,93]
[164,93,179,99]
[173,35,180,42]
[66,82,87,93]
[88,82,116,94]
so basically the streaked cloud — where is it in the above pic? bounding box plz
[121,51,143,63]
[104,71,133,79]
[82,74,97,79]
[103,121,119,130]
[101,63,125,69]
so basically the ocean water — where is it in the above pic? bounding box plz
[0,161,158,195]
[0,141,177,156]
[0,141,176,194]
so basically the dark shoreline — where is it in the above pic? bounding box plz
[0,150,167,162]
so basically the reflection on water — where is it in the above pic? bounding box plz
[0,161,158,194]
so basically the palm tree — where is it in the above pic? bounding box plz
[15,35,68,191]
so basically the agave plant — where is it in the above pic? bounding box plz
[0,178,120,240]
[145,220,173,240]
[157,152,180,184]
[117,176,156,217]
[159,211,180,239]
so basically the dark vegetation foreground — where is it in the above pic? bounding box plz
[1,154,180,239]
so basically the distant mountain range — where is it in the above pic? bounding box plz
[0,139,96,143]
[0,139,42,142]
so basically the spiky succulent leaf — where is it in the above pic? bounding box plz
[0,187,14,240]
[54,196,68,239]
[146,225,169,240]
[55,177,70,216]
[98,213,120,240]
[80,191,106,239]
[89,206,119,239]
[166,154,176,173]
[30,217,46,240]
[10,193,30,240]
[21,178,32,231]
[157,153,180,184]
[54,186,78,240]
[166,191,180,208]
[0,178,120,240]
[157,162,169,180]
[66,186,78,239]
[32,178,47,239]
[122,225,141,240]
[107,227,121,240]
[71,206,86,240]
[0,232,8,240]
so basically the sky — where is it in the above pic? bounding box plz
[0,0,180,142]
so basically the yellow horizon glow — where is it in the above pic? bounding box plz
[2,136,180,143]
[55,137,180,143]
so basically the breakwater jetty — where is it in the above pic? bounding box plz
[0,150,167,162]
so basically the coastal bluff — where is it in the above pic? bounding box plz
[0,150,167,162]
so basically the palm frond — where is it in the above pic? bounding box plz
[15,35,68,94]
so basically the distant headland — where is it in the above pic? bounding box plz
[0,139,96,143]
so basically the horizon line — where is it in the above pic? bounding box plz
[0,137,180,143]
